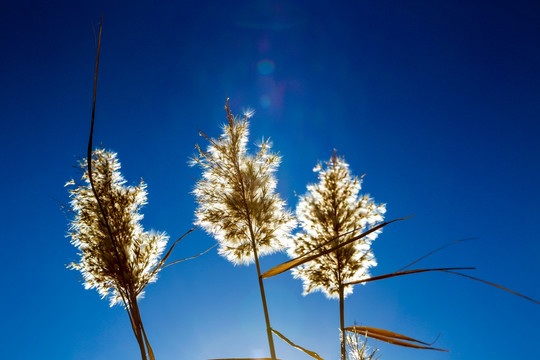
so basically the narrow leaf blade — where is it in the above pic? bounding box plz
[261,257,309,279]
[262,217,410,279]
[343,267,475,286]
[162,243,217,269]
[441,270,540,305]
[346,326,448,352]
[346,326,429,344]
[366,333,448,352]
[141,323,155,360]
[271,328,324,360]
[397,238,477,271]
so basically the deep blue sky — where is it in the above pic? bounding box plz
[1,1,539,359]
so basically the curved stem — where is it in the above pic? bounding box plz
[225,100,276,360]
[250,228,277,360]
[339,283,345,360]
[126,293,148,360]
[131,294,154,360]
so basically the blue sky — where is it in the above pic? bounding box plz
[1,1,539,359]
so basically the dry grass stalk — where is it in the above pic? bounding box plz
[271,328,324,360]
[286,152,385,360]
[192,100,295,360]
[66,17,202,359]
[67,149,168,360]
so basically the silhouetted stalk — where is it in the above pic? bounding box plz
[221,102,277,360]
[286,153,386,359]
[249,225,277,360]
[129,292,153,360]
[339,282,346,359]
[140,318,154,360]
[119,290,147,360]
[237,150,277,360]
[193,101,294,359]
[85,16,153,360]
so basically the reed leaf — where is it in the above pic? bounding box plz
[346,326,429,344]
[262,217,410,279]
[136,226,198,294]
[142,327,155,360]
[342,268,539,305]
[162,243,217,269]
[343,267,475,286]
[441,270,540,305]
[157,227,198,267]
[397,238,477,271]
[271,328,324,360]
[345,326,448,352]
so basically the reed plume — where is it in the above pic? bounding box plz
[67,148,167,360]
[287,152,385,359]
[345,329,379,360]
[192,100,295,359]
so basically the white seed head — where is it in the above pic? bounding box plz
[67,149,168,306]
[345,329,379,360]
[287,153,386,299]
[242,107,255,119]
[192,103,295,265]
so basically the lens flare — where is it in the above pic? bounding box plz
[260,95,271,109]
[257,59,275,76]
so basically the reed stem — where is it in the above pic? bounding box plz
[339,282,345,360]
[248,222,277,360]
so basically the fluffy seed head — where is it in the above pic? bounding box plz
[192,101,295,265]
[287,153,386,299]
[67,149,168,306]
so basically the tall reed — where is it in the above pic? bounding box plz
[192,100,295,359]
[67,149,168,360]
[66,17,200,359]
[287,152,385,360]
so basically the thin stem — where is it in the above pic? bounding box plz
[161,243,217,269]
[339,281,346,360]
[334,210,345,360]
[130,293,154,360]
[140,321,155,360]
[86,15,130,286]
[119,292,142,353]
[84,14,152,360]
[226,100,276,360]
[397,238,476,272]
[241,176,277,359]
[126,293,148,360]
[137,226,198,294]
[250,227,277,360]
